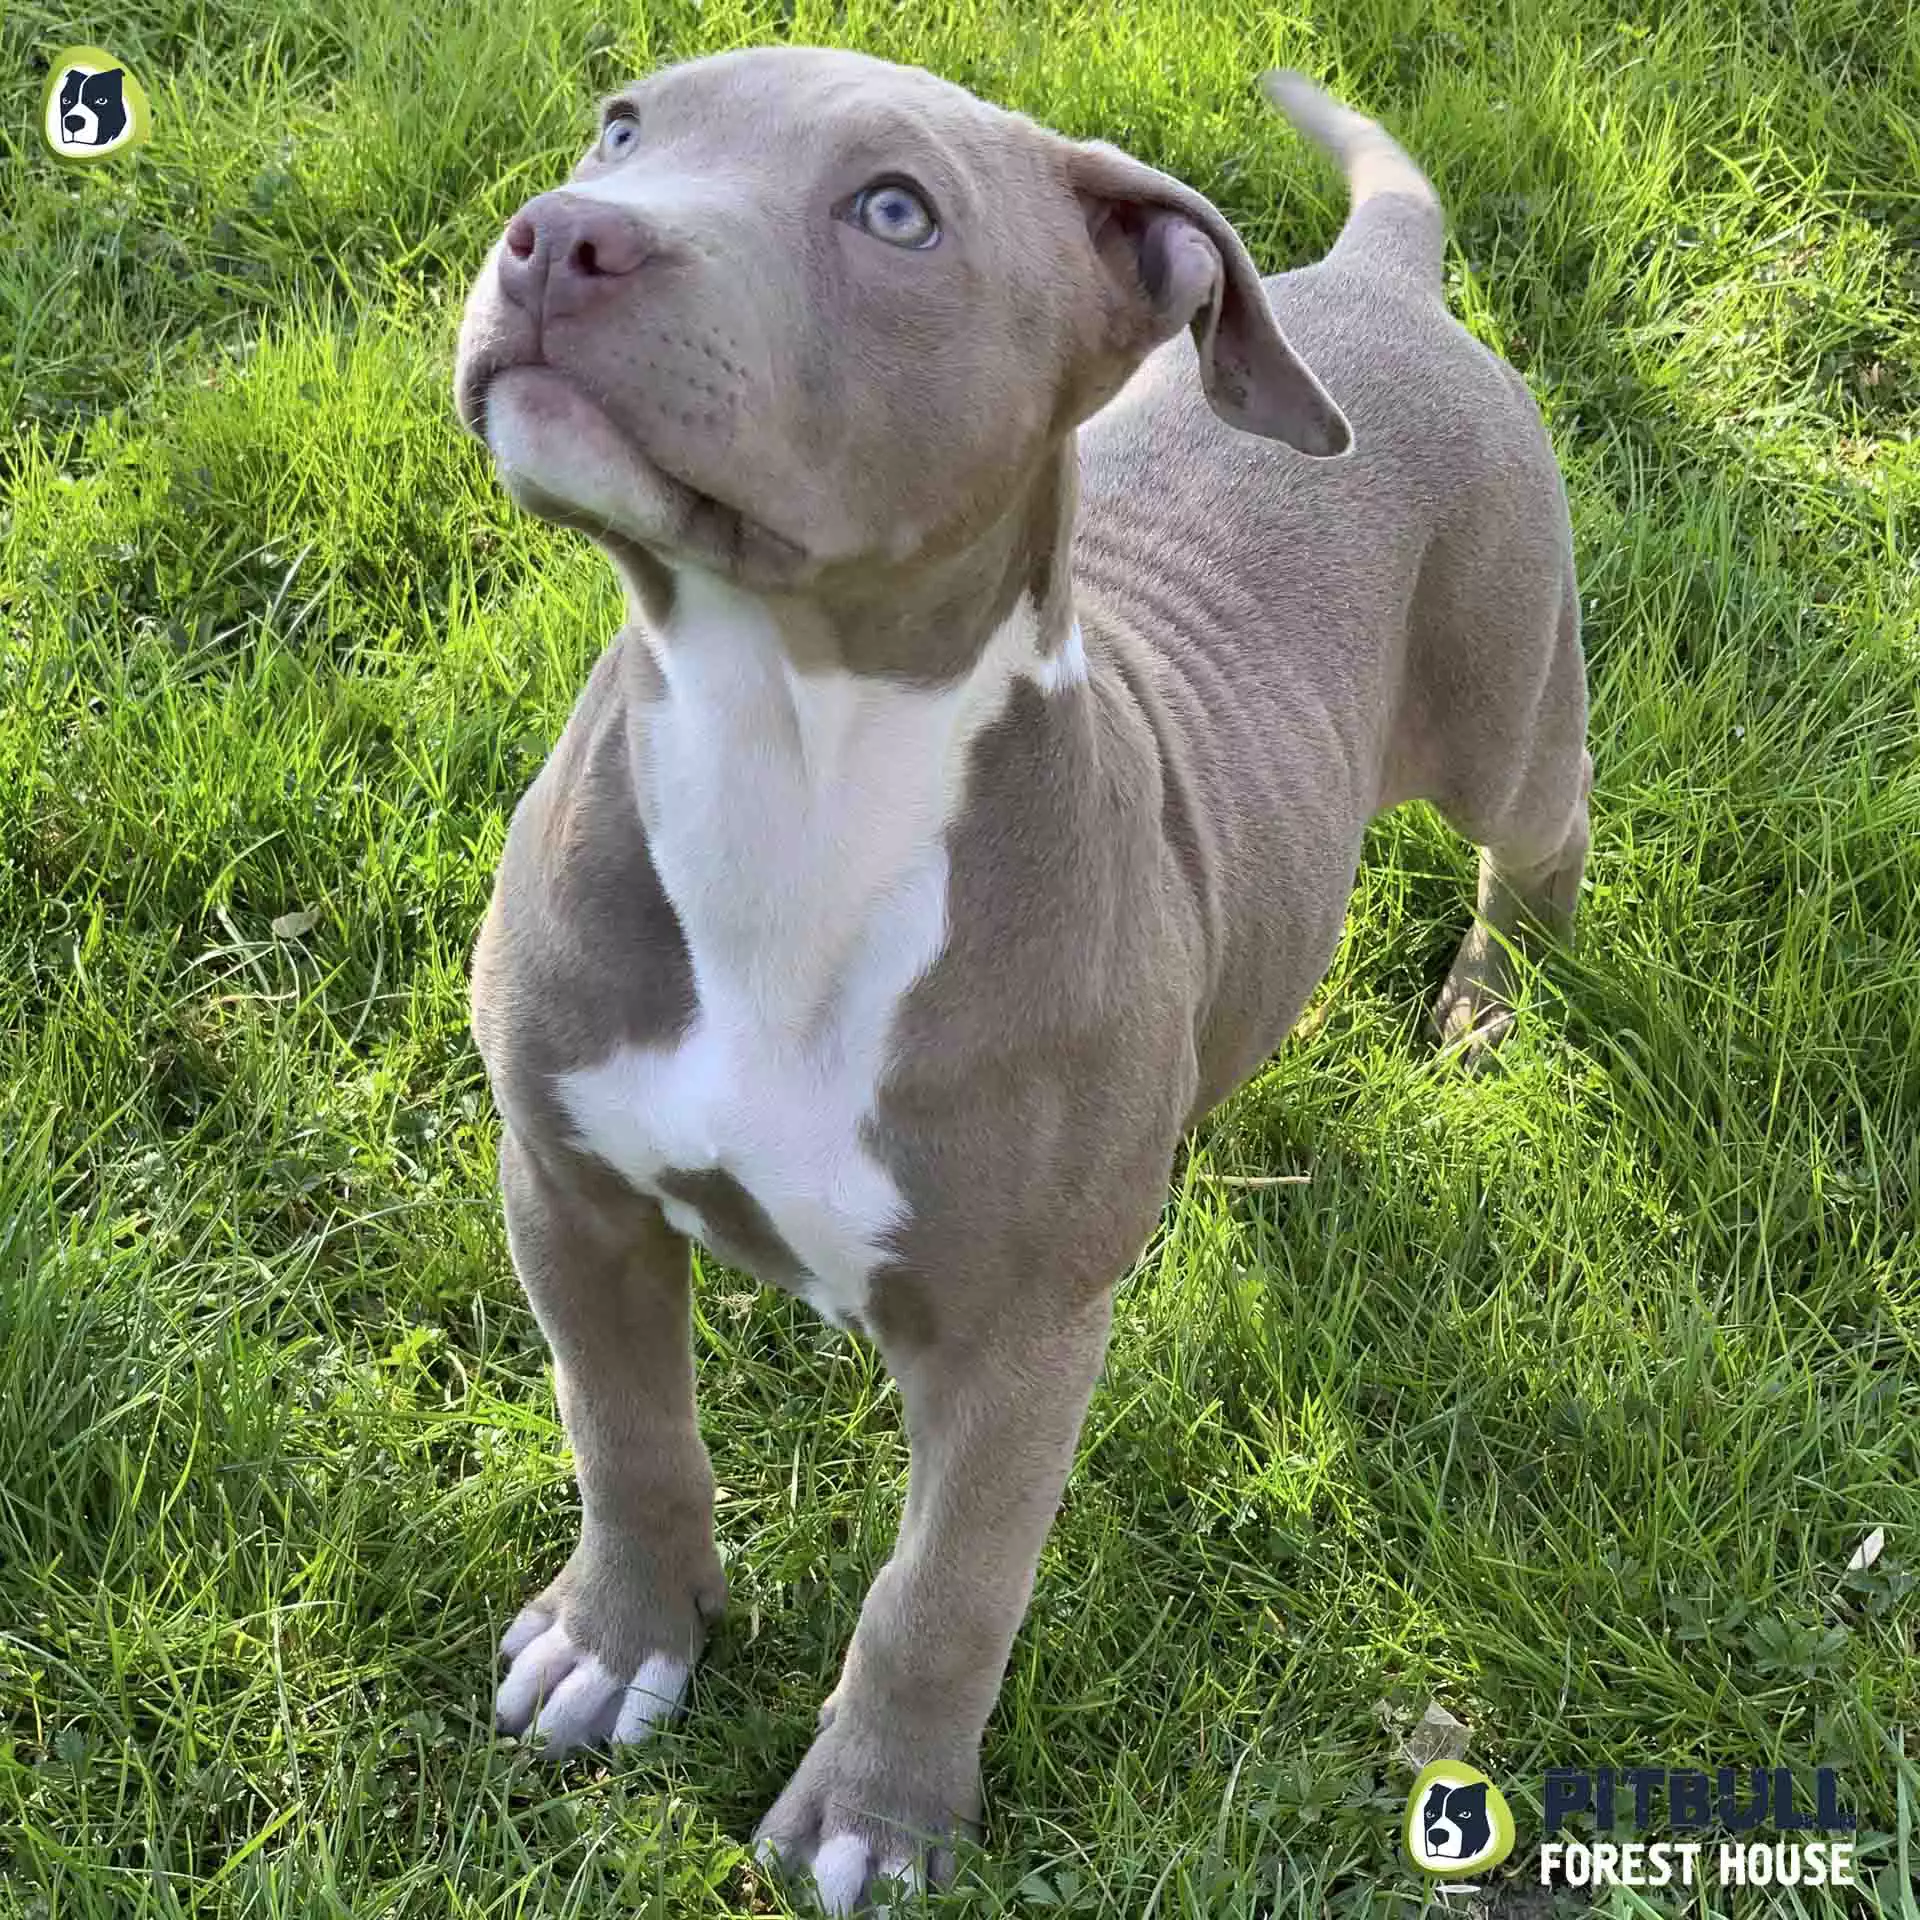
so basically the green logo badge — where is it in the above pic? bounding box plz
[1405,1760,1517,1877]
[43,46,151,161]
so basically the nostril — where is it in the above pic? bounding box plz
[500,200,647,311]
[565,215,647,280]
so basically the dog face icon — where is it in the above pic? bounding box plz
[1404,1761,1516,1876]
[43,49,148,159]
[1421,1779,1493,1862]
[57,67,128,147]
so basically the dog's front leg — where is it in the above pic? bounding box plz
[492,1125,726,1751]
[756,1286,1114,1909]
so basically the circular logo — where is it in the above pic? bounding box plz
[43,47,151,161]
[1405,1760,1517,1877]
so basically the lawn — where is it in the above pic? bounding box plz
[2,0,1918,1913]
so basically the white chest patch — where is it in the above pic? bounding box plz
[553,572,1081,1327]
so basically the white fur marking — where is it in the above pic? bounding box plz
[500,1603,551,1661]
[533,1653,625,1748]
[811,1832,872,1915]
[610,1652,692,1743]
[881,1852,925,1890]
[1037,619,1088,692]
[494,1621,583,1731]
[556,576,1072,1326]
[658,1197,707,1244]
[495,1616,690,1752]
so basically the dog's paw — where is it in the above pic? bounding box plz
[1432,978,1514,1062]
[757,1830,926,1918]
[753,1710,979,1913]
[493,1535,723,1756]
[495,1605,691,1752]
[1432,930,1516,1067]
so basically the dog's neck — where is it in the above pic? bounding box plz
[612,444,1086,1030]
[615,440,1081,683]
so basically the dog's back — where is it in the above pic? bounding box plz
[1074,75,1584,1099]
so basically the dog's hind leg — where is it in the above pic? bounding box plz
[1431,580,1591,1058]
[1433,766,1589,1055]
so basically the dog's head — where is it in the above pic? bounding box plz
[1420,1780,1493,1863]
[58,67,128,147]
[455,46,1345,592]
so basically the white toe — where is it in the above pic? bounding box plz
[500,1604,552,1661]
[532,1653,625,1752]
[812,1832,871,1915]
[498,1620,693,1751]
[494,1621,583,1731]
[876,1850,924,1892]
[610,1651,691,1743]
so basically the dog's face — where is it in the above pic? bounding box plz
[58,67,128,147]
[455,46,1345,590]
[1420,1780,1493,1864]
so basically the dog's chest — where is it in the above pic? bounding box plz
[551,579,1040,1324]
[556,958,927,1325]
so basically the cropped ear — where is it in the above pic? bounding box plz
[1066,141,1350,457]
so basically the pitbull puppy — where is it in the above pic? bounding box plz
[454,47,1588,1909]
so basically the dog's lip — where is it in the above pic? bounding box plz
[476,358,716,517]
[467,358,808,578]
[456,350,517,441]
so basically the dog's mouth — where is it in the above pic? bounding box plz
[461,357,808,586]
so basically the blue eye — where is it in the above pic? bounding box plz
[852,180,939,249]
[600,112,639,160]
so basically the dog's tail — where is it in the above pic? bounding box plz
[1259,71,1444,289]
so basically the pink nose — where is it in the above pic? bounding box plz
[497,192,650,321]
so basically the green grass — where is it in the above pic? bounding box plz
[3,0,1918,1913]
